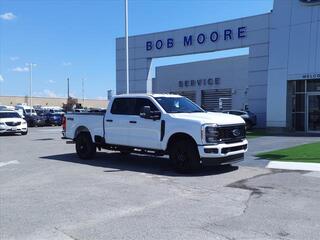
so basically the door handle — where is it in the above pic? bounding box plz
[129,121,137,124]
[106,119,113,122]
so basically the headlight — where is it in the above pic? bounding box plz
[0,122,5,126]
[22,120,27,124]
[201,124,219,144]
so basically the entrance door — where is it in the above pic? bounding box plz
[307,94,320,132]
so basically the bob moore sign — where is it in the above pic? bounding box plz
[179,77,221,88]
[146,27,247,51]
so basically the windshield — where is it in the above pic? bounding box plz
[0,112,21,118]
[154,97,204,113]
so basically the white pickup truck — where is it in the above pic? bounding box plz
[63,94,248,172]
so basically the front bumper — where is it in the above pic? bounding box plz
[198,139,248,165]
[0,126,28,134]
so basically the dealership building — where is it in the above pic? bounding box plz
[116,0,320,132]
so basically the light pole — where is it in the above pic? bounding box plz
[82,78,85,105]
[27,63,36,107]
[0,75,3,96]
[125,0,129,94]
[67,77,70,99]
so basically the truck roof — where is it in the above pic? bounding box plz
[116,93,182,98]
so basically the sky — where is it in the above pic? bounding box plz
[0,0,273,100]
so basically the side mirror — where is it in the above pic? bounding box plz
[140,106,151,119]
[140,106,161,120]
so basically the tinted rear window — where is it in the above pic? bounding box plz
[111,98,158,115]
[111,98,135,115]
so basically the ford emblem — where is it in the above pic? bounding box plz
[232,129,241,137]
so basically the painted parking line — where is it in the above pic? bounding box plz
[0,160,20,168]
[267,161,320,172]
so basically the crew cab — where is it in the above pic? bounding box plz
[63,94,248,172]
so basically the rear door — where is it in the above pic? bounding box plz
[105,98,136,146]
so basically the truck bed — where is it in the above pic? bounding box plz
[65,112,105,140]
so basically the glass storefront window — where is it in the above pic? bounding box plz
[295,94,305,112]
[307,80,320,92]
[308,95,320,131]
[288,80,320,132]
[292,113,305,131]
[296,80,305,92]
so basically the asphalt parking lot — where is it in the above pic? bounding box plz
[1,127,320,240]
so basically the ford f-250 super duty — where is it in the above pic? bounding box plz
[63,94,248,172]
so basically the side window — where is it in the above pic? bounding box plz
[133,98,158,115]
[111,98,135,115]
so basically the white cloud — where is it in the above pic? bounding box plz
[48,80,56,84]
[0,12,16,20]
[62,62,72,67]
[10,56,20,61]
[0,74,4,82]
[12,66,29,72]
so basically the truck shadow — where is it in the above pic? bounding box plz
[41,152,239,177]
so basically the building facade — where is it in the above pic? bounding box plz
[152,56,249,112]
[116,0,320,132]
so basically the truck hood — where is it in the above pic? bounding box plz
[170,112,245,125]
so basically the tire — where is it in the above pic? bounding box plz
[21,130,28,136]
[75,133,96,159]
[169,138,201,173]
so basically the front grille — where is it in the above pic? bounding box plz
[6,121,21,126]
[217,125,246,143]
[221,144,247,154]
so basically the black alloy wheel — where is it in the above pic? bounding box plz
[75,133,96,159]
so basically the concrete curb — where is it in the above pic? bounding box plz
[267,161,320,172]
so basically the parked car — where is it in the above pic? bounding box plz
[15,105,37,116]
[74,108,85,113]
[222,110,257,130]
[48,112,64,126]
[0,105,15,111]
[24,114,40,127]
[0,111,28,135]
[63,94,248,173]
[34,110,48,127]
[87,108,106,113]
[15,105,39,127]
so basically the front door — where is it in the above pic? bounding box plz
[130,98,162,150]
[307,94,320,132]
